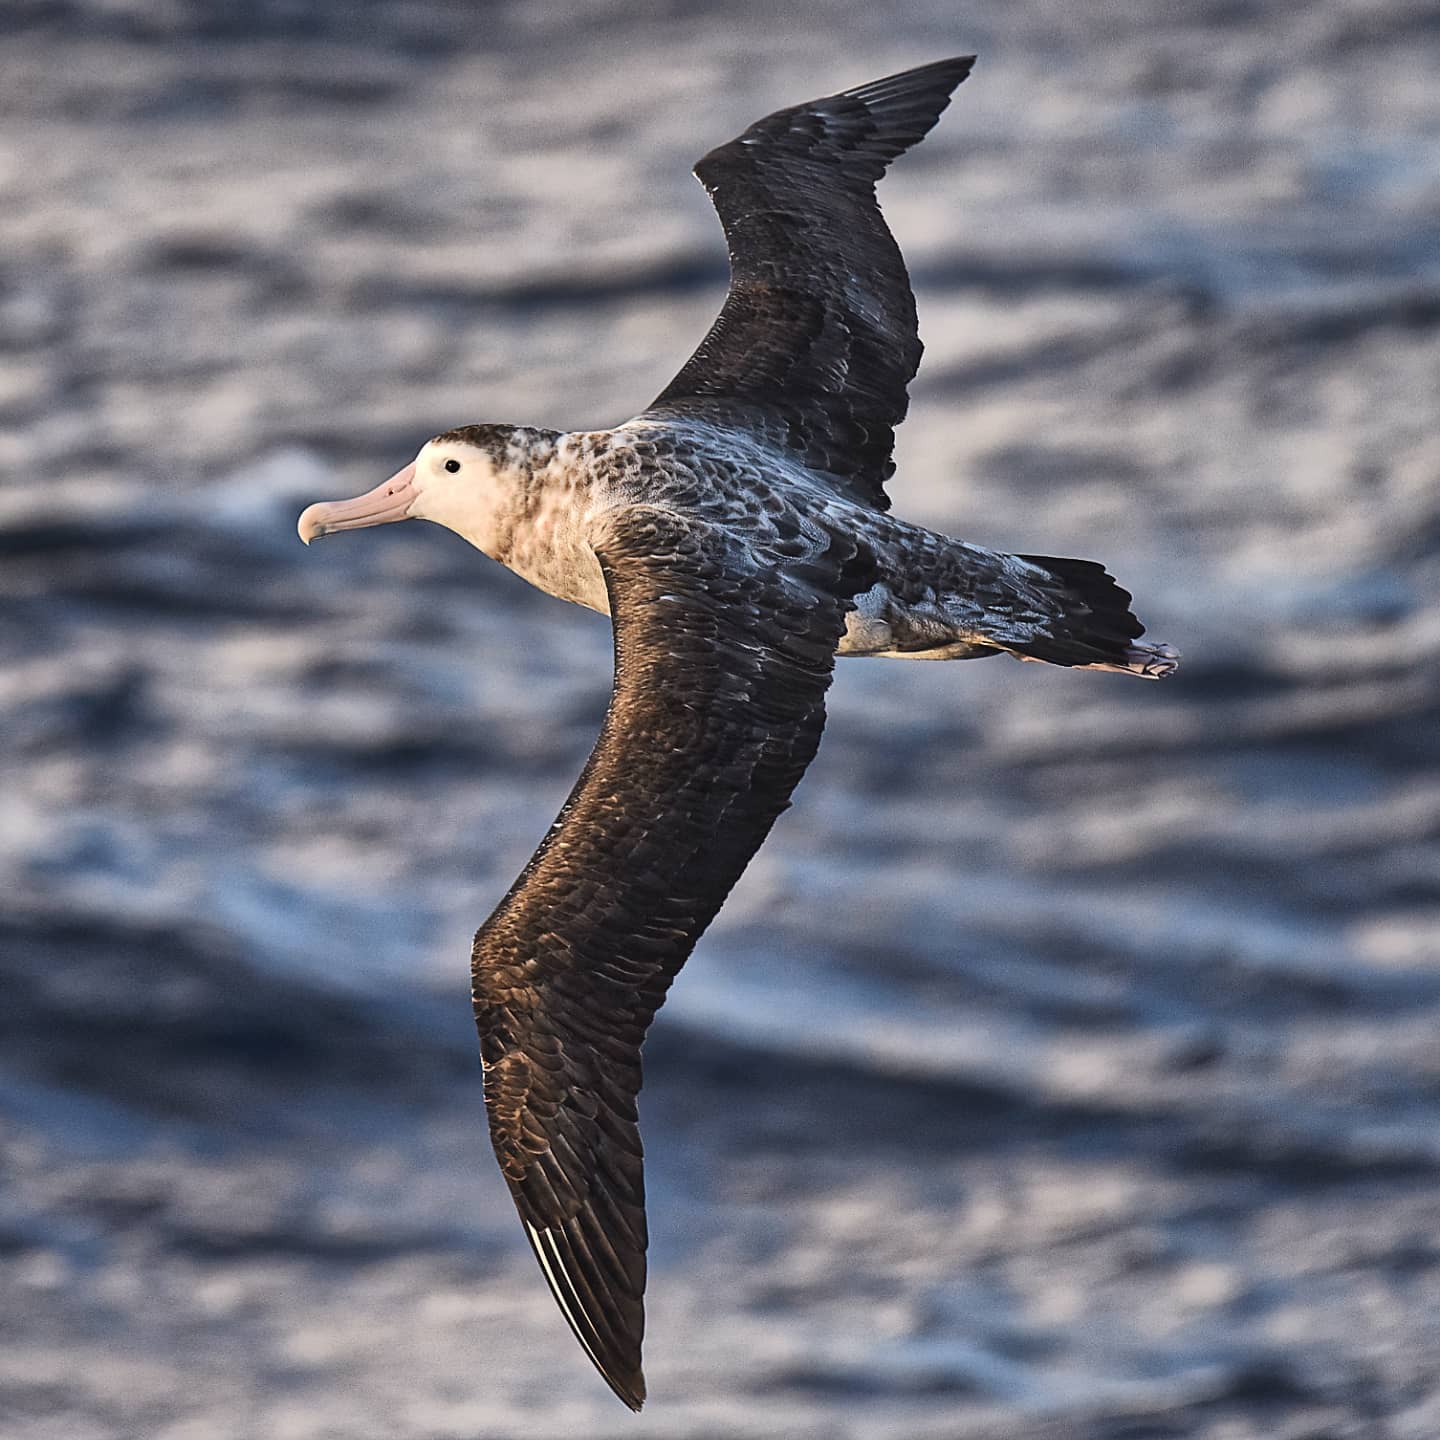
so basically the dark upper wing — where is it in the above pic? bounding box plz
[645,56,976,511]
[471,506,866,1409]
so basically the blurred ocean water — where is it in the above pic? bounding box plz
[2,2,1439,1435]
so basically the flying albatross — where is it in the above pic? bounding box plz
[297,55,1178,1409]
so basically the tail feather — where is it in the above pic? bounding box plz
[1010,553,1179,679]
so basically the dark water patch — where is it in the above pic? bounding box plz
[272,422,451,468]
[33,571,297,621]
[1273,571,1418,631]
[1129,843,1440,932]
[44,58,411,126]
[999,679,1438,771]
[6,666,152,755]
[819,726,987,797]
[920,329,1155,399]
[156,1217,466,1264]
[133,235,313,305]
[646,1022,1040,1156]
[1016,1423,1190,1440]
[1063,833,1435,925]
[0,910,466,1128]
[274,729,509,779]
[813,933,1153,1031]
[311,189,450,241]
[914,254,1213,305]
[0,1072,191,1159]
[1173,1125,1440,1185]
[139,236,266,273]
[0,516,171,559]
[1237,286,1440,352]
[990,914,1404,1022]
[347,251,723,320]
[642,1021,1309,1172]
[1276,702,1440,774]
[1326,4,1440,50]
[644,1006,1440,1201]
[978,444,1154,495]
[755,1358,985,1399]
[16,542,316,621]
[9,0,514,60]
[269,703,579,780]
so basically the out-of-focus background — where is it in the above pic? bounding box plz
[3,2,1439,1436]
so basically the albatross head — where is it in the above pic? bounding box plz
[297,427,533,549]
[296,436,494,547]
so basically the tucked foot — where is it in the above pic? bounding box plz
[1075,640,1180,680]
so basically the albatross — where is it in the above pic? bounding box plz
[297,55,1178,1409]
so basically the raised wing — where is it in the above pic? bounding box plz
[471,506,868,1408]
[646,56,976,510]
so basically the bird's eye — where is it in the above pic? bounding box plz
[443,458,461,474]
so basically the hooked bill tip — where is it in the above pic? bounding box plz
[294,464,418,545]
[296,502,332,546]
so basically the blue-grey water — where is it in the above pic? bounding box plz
[3,2,1439,1436]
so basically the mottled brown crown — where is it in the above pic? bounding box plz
[431,423,559,463]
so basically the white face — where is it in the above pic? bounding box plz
[297,438,504,550]
[406,439,504,548]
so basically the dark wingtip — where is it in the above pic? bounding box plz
[608,1369,646,1411]
[843,53,978,99]
[941,54,978,90]
[519,1215,649,1412]
[917,53,978,94]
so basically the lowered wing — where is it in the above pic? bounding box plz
[471,504,864,1407]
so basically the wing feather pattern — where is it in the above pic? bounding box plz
[647,56,976,509]
[471,505,867,1408]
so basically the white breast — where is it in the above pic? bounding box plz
[494,440,616,614]
[506,491,611,613]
